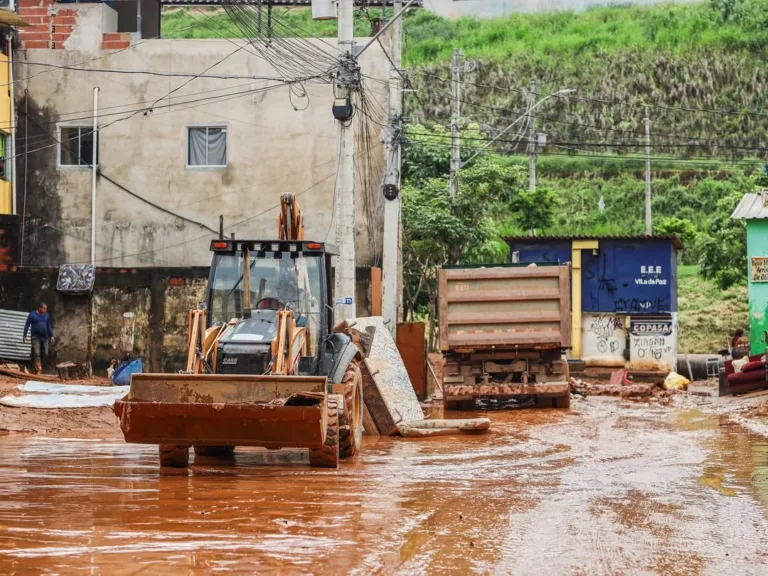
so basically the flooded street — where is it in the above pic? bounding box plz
[1,399,767,575]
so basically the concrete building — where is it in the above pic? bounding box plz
[731,191,768,356]
[13,0,389,272]
[504,234,683,371]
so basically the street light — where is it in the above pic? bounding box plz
[461,88,576,167]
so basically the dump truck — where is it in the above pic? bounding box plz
[114,194,365,469]
[438,263,572,410]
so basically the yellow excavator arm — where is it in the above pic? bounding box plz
[278,193,304,241]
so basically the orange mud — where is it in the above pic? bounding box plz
[0,399,767,574]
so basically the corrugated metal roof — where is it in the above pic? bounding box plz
[0,309,30,362]
[731,192,768,220]
[503,234,685,251]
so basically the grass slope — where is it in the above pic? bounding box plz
[678,265,748,354]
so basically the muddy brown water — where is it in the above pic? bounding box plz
[1,399,767,575]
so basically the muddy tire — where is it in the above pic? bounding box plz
[553,393,571,409]
[309,396,340,469]
[159,444,190,468]
[338,362,364,459]
[194,446,235,458]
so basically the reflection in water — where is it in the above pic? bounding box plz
[0,401,767,575]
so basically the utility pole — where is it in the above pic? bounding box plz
[449,48,461,198]
[382,0,402,334]
[644,107,652,234]
[334,0,357,321]
[528,79,536,192]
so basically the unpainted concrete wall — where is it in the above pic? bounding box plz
[0,267,209,372]
[15,5,388,270]
[0,265,374,372]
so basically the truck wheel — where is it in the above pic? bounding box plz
[339,362,364,459]
[194,446,235,458]
[309,396,340,469]
[159,444,190,468]
[554,393,571,409]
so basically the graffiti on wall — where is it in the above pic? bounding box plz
[582,313,626,359]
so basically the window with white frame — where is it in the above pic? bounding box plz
[58,125,97,167]
[0,132,10,181]
[187,126,227,168]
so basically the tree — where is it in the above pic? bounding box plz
[654,216,699,265]
[401,125,523,346]
[697,193,747,289]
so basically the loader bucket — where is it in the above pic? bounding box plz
[113,373,329,449]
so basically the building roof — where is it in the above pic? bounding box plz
[731,192,768,220]
[503,234,685,251]
[161,0,419,5]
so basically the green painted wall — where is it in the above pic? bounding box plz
[747,220,768,355]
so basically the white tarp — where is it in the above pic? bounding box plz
[0,381,129,409]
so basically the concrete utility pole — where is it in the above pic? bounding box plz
[382,0,403,334]
[528,79,536,192]
[644,107,652,235]
[449,48,462,198]
[91,86,99,266]
[334,0,357,321]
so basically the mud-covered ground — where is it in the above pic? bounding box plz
[0,376,119,437]
[0,397,767,575]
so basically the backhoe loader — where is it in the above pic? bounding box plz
[114,194,365,468]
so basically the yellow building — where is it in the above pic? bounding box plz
[0,9,27,215]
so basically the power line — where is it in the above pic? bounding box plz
[403,128,768,153]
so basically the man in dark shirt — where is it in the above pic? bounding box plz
[23,301,55,374]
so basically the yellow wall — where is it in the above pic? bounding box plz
[0,49,11,214]
[571,239,600,359]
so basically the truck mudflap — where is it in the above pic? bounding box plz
[113,373,329,448]
[443,381,571,409]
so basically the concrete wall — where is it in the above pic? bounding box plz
[747,220,768,355]
[0,266,209,372]
[427,0,702,20]
[0,264,376,372]
[14,3,388,270]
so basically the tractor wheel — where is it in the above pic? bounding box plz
[309,395,340,469]
[159,444,190,468]
[194,446,235,458]
[338,362,364,459]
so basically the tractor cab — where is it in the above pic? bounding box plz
[206,239,338,376]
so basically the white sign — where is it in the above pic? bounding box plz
[334,297,353,305]
[629,314,677,371]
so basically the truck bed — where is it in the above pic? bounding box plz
[438,264,571,352]
[437,264,572,409]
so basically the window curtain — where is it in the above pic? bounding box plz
[188,128,208,166]
[207,128,226,166]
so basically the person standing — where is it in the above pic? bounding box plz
[23,301,55,374]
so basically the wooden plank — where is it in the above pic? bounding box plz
[446,288,561,303]
[445,266,561,280]
[396,322,427,400]
[447,331,563,348]
[559,264,572,348]
[447,311,560,325]
[438,270,449,351]
[370,267,382,316]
